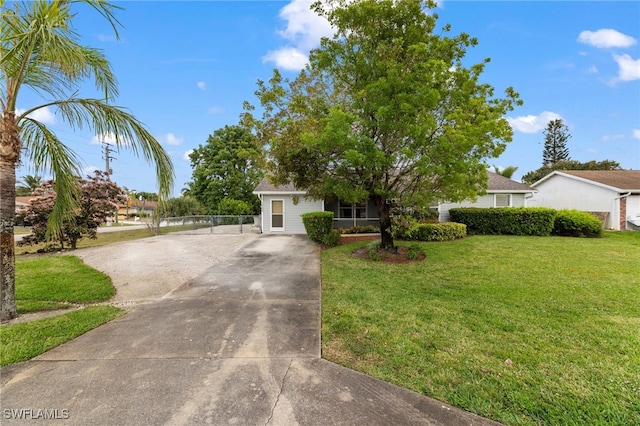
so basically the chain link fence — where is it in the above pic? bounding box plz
[153,215,261,235]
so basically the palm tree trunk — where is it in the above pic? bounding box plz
[1,113,20,321]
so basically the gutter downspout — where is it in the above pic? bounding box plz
[614,192,631,230]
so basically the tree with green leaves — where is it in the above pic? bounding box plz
[0,0,174,321]
[16,174,43,195]
[245,0,521,249]
[542,119,571,167]
[19,171,126,250]
[157,196,205,218]
[187,125,263,215]
[521,159,622,185]
[493,165,518,179]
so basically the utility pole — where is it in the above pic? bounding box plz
[102,142,118,224]
[102,142,116,178]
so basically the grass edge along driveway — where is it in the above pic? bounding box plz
[321,232,640,426]
[1,256,124,366]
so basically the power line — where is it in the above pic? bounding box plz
[102,142,116,178]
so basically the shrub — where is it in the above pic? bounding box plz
[338,225,379,234]
[322,229,342,246]
[301,211,334,243]
[391,215,418,239]
[407,222,467,241]
[406,244,424,260]
[553,210,603,237]
[449,207,556,236]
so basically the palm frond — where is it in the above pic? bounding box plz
[19,117,83,239]
[31,98,175,198]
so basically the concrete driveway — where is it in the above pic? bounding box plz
[0,234,499,425]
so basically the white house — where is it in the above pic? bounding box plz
[530,170,640,230]
[254,172,536,234]
[253,180,324,234]
[437,172,536,222]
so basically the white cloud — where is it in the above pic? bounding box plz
[16,106,56,125]
[83,165,99,176]
[208,106,224,115]
[277,0,333,50]
[197,81,206,90]
[160,133,184,146]
[578,29,637,49]
[183,149,194,162]
[602,134,625,141]
[506,111,563,134]
[586,65,598,74]
[613,54,640,82]
[91,132,117,145]
[633,129,640,140]
[263,0,333,71]
[263,47,310,71]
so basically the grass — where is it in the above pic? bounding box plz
[321,232,640,425]
[0,306,124,366]
[16,256,115,314]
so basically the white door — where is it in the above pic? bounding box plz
[271,199,284,231]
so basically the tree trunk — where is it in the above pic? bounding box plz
[1,112,20,321]
[375,196,395,250]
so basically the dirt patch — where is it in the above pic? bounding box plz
[351,245,425,263]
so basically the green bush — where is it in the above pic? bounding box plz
[322,229,342,246]
[407,222,467,241]
[337,225,379,234]
[391,215,419,239]
[553,210,603,237]
[301,211,335,243]
[449,207,556,236]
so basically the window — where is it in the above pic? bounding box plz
[495,194,511,207]
[271,200,284,230]
[339,201,367,219]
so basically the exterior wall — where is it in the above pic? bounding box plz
[438,193,527,222]
[530,176,620,229]
[259,194,323,234]
[625,195,640,229]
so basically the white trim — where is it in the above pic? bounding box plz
[270,199,285,232]
[531,171,640,192]
[253,190,308,196]
[494,193,512,207]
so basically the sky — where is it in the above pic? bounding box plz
[15,0,640,196]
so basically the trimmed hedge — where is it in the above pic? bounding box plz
[301,211,334,243]
[449,207,556,236]
[406,222,467,242]
[553,210,603,237]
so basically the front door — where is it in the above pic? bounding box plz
[271,199,284,231]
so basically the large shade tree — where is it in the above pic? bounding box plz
[188,124,263,215]
[0,0,174,320]
[246,0,521,249]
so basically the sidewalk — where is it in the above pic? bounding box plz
[0,235,500,425]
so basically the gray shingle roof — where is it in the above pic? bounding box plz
[487,171,534,192]
[557,170,640,191]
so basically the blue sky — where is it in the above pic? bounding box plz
[16,0,640,196]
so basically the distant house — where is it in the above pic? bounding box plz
[437,172,536,222]
[530,170,640,230]
[254,172,535,234]
[117,199,158,219]
[15,196,33,214]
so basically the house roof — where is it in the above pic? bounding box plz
[487,171,535,192]
[253,178,307,195]
[532,170,640,192]
[254,172,535,195]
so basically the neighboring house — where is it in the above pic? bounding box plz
[15,196,33,214]
[254,172,534,234]
[437,172,536,222]
[117,199,158,219]
[530,170,640,230]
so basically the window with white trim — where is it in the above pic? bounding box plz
[494,194,511,207]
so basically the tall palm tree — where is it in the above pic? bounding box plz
[1,0,174,320]
[493,165,519,179]
[18,174,43,193]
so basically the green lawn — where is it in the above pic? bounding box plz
[0,256,124,366]
[16,256,115,313]
[321,232,640,425]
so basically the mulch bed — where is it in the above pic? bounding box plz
[323,234,425,263]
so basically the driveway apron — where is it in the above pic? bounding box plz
[1,235,500,425]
